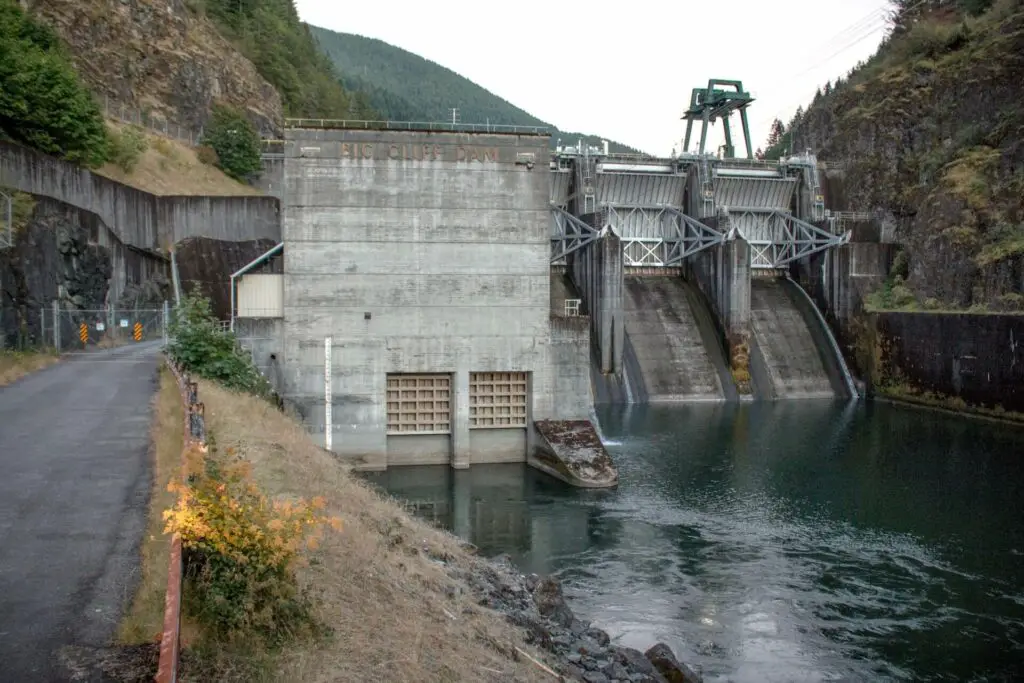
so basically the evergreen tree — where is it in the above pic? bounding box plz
[201,105,262,181]
[0,1,108,166]
[766,118,785,149]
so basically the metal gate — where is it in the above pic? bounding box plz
[46,303,169,353]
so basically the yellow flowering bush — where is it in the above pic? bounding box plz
[164,438,342,643]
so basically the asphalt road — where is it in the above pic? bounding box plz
[0,342,160,682]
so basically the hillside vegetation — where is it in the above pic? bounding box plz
[97,123,261,196]
[765,0,1024,311]
[0,0,108,166]
[191,0,375,120]
[309,26,644,154]
[26,0,283,135]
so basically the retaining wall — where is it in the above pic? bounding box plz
[873,312,1024,413]
[0,140,281,249]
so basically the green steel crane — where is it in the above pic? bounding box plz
[682,79,755,159]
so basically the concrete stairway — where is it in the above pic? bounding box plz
[623,276,725,402]
[749,278,836,399]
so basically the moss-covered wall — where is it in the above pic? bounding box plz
[862,311,1024,418]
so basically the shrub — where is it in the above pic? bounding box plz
[895,18,971,62]
[152,136,175,158]
[167,290,273,398]
[195,144,219,166]
[200,105,261,181]
[0,1,108,166]
[165,438,341,642]
[107,125,149,173]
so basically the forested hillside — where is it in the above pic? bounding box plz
[191,0,375,120]
[764,0,1023,311]
[309,26,643,154]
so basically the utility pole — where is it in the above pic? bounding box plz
[450,107,460,126]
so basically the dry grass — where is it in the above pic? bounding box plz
[118,365,184,644]
[95,122,263,197]
[0,349,59,386]
[196,380,558,683]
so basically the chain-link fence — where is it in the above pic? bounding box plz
[41,302,171,353]
[102,97,205,147]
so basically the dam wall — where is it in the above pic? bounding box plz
[749,278,846,400]
[0,140,281,249]
[622,275,731,402]
[281,128,593,471]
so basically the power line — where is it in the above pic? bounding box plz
[755,0,935,139]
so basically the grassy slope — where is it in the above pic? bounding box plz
[0,349,59,386]
[190,379,558,683]
[309,26,644,154]
[118,365,183,644]
[95,123,261,197]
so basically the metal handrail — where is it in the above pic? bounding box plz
[283,118,551,135]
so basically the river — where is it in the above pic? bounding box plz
[363,400,1024,682]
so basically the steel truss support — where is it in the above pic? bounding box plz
[601,204,729,267]
[721,207,850,269]
[550,205,599,264]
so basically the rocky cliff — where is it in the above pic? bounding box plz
[781,0,1023,311]
[23,0,283,136]
[0,195,170,349]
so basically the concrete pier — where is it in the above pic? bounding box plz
[570,228,624,375]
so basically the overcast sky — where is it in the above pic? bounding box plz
[295,0,892,157]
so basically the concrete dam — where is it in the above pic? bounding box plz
[232,87,877,476]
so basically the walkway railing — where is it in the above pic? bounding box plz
[283,118,551,135]
[157,358,208,683]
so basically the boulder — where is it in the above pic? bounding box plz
[532,577,574,628]
[644,643,701,683]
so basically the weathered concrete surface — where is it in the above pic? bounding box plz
[749,278,836,400]
[684,231,751,343]
[872,312,1024,414]
[1,140,281,249]
[282,128,590,468]
[569,229,624,375]
[623,276,726,402]
[0,342,158,681]
[530,419,617,488]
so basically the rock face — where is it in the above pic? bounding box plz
[174,236,281,320]
[783,4,1024,310]
[531,420,619,488]
[447,553,702,683]
[0,195,171,349]
[25,0,283,136]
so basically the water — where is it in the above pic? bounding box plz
[364,400,1024,682]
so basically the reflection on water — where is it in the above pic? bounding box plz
[363,400,1024,682]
